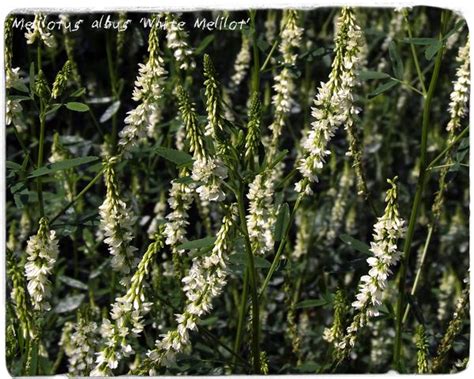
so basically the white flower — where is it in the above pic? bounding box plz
[447,37,470,135]
[191,157,228,203]
[296,8,363,195]
[166,14,195,71]
[118,21,167,153]
[25,14,55,47]
[145,205,237,369]
[229,34,251,91]
[246,173,276,255]
[24,217,59,311]
[99,156,137,274]
[337,178,405,356]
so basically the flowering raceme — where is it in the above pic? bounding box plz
[118,15,167,152]
[336,178,405,356]
[296,7,363,196]
[99,156,137,275]
[24,217,59,311]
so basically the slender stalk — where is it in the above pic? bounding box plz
[36,105,46,218]
[402,10,427,96]
[260,37,279,72]
[259,195,302,298]
[236,184,261,373]
[402,225,433,324]
[426,126,469,170]
[249,10,260,94]
[393,14,446,370]
[49,167,105,225]
[232,268,249,370]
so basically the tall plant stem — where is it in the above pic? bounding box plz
[232,268,249,370]
[393,13,447,370]
[36,104,46,218]
[249,10,260,94]
[402,224,434,324]
[259,194,302,298]
[236,185,261,373]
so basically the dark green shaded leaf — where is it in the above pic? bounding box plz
[369,80,399,98]
[195,35,215,55]
[177,236,216,251]
[340,234,371,256]
[59,276,89,290]
[28,156,99,178]
[389,41,404,79]
[295,298,330,309]
[154,146,193,167]
[358,70,390,80]
[425,40,442,60]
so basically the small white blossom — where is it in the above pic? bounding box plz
[24,217,59,311]
[447,37,470,135]
[166,13,195,71]
[247,173,276,255]
[296,8,363,195]
[229,34,251,91]
[25,13,56,47]
[99,156,137,274]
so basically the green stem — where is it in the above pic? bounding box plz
[249,10,260,94]
[426,126,469,170]
[259,195,302,298]
[236,184,261,374]
[402,224,433,324]
[106,32,119,152]
[393,16,446,370]
[260,37,279,72]
[402,9,427,96]
[36,105,46,218]
[232,268,249,370]
[49,167,105,225]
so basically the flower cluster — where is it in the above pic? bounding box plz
[244,93,262,166]
[145,205,237,372]
[62,318,100,376]
[229,34,251,91]
[268,10,303,156]
[337,178,405,355]
[247,173,277,255]
[24,217,59,311]
[98,156,137,275]
[164,172,194,253]
[25,13,55,47]
[446,37,470,135]
[326,163,353,244]
[91,232,165,376]
[51,60,72,99]
[178,85,228,203]
[165,13,195,71]
[118,15,167,153]
[296,7,363,196]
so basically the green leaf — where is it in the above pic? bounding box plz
[388,41,404,79]
[28,156,99,178]
[295,298,330,309]
[45,103,62,116]
[100,100,121,123]
[358,70,390,80]
[177,236,216,251]
[65,102,90,112]
[12,80,29,93]
[425,40,442,60]
[401,37,437,45]
[54,294,85,313]
[153,146,193,167]
[195,35,215,55]
[70,87,86,97]
[6,161,22,171]
[59,276,89,290]
[274,203,290,242]
[174,176,193,185]
[340,234,371,256]
[228,253,272,268]
[369,80,399,98]
[8,95,31,101]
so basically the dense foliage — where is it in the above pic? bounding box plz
[5,7,469,375]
